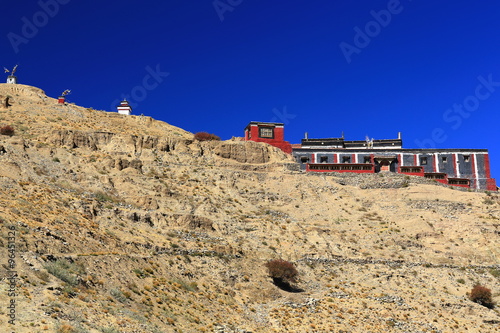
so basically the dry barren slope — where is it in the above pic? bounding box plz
[0,84,500,333]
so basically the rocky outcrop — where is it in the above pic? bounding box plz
[206,140,291,164]
[50,130,114,150]
[177,214,215,230]
[0,95,12,109]
[114,158,143,171]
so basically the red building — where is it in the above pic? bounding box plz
[244,121,292,154]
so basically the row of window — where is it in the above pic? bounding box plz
[425,174,446,180]
[400,167,423,173]
[300,156,372,163]
[309,164,373,171]
[299,155,473,165]
[420,155,470,165]
[448,179,470,185]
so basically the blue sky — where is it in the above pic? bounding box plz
[2,0,499,180]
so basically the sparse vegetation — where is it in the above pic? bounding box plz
[110,288,128,303]
[45,259,85,287]
[3,84,500,332]
[490,268,500,279]
[99,327,121,333]
[483,197,494,205]
[94,191,113,202]
[469,284,495,309]
[34,270,51,282]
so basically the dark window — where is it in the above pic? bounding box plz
[442,156,447,163]
[364,156,371,164]
[342,156,351,163]
[420,157,427,165]
[259,127,274,138]
[463,155,470,162]
[320,156,328,163]
[300,156,310,163]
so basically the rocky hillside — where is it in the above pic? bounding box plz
[0,84,499,333]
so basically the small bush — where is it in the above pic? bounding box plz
[34,270,51,282]
[172,278,198,291]
[483,198,495,205]
[0,125,14,136]
[265,259,298,283]
[45,259,84,287]
[95,191,113,202]
[110,288,128,303]
[469,284,495,309]
[194,132,221,141]
[490,268,500,279]
[99,328,121,333]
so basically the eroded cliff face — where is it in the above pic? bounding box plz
[47,129,184,154]
[43,128,294,168]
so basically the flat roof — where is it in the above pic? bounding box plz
[293,148,489,153]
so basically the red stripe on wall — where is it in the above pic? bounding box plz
[413,155,417,166]
[484,153,492,178]
[334,154,338,164]
[433,154,437,172]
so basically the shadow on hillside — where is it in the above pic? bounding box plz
[272,277,304,293]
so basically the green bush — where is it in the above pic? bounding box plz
[469,284,495,309]
[490,268,500,279]
[45,259,84,286]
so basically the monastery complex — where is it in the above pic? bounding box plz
[244,121,497,191]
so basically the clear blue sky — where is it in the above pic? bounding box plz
[2,0,499,180]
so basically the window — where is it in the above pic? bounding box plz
[420,157,427,165]
[463,155,470,162]
[300,156,310,163]
[364,156,371,164]
[342,156,351,163]
[442,156,447,163]
[320,156,328,163]
[259,127,274,138]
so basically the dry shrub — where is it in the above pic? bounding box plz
[194,132,220,141]
[0,125,14,136]
[469,284,495,309]
[265,259,298,283]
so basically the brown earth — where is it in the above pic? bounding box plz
[0,84,499,333]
